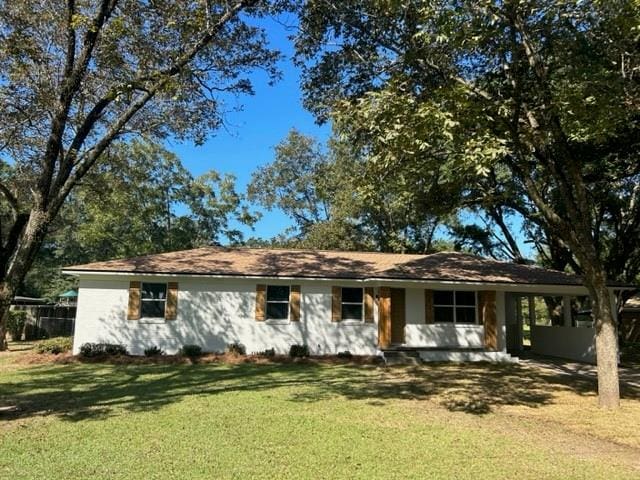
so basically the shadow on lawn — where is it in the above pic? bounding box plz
[1,360,637,422]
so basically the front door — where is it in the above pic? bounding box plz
[390,288,406,344]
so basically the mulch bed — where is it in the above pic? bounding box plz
[4,351,382,367]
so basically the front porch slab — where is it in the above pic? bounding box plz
[381,347,518,364]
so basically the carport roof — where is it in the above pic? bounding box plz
[63,247,631,287]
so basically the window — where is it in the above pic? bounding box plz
[341,287,363,321]
[533,296,563,326]
[570,296,593,328]
[266,285,290,320]
[433,290,476,324]
[141,283,167,318]
[519,296,532,346]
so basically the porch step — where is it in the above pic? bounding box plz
[418,350,518,363]
[382,350,422,365]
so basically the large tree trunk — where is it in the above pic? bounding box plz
[0,283,16,350]
[0,210,50,350]
[583,271,620,408]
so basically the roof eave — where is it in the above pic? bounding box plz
[63,268,633,290]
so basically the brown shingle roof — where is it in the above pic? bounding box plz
[64,246,595,286]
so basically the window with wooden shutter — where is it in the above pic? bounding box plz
[127,281,141,320]
[140,283,167,318]
[266,285,290,320]
[432,290,477,324]
[341,287,364,320]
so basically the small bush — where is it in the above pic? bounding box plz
[226,342,246,356]
[289,344,309,358]
[337,350,352,359]
[6,310,27,340]
[180,344,202,357]
[104,344,128,355]
[79,343,94,357]
[144,346,164,357]
[24,323,49,341]
[34,337,73,354]
[79,342,128,357]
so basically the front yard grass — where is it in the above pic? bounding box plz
[1,349,639,479]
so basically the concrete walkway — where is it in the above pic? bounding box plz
[518,352,640,389]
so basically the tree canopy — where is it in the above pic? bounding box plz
[0,0,286,349]
[24,140,254,298]
[294,0,640,407]
[248,128,462,253]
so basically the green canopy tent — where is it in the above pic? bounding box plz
[58,289,78,306]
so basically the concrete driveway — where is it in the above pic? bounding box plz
[518,352,640,389]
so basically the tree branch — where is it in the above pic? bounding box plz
[51,0,254,214]
[0,183,19,214]
[39,0,120,207]
[0,213,30,277]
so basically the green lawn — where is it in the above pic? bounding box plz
[1,352,639,479]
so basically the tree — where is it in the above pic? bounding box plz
[0,0,283,349]
[23,140,254,298]
[248,129,462,252]
[248,129,337,238]
[295,0,640,407]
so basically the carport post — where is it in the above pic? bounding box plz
[563,296,572,327]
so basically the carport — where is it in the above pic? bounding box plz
[504,287,626,364]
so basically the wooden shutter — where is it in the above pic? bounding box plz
[364,287,375,323]
[424,289,434,324]
[290,285,301,322]
[127,281,141,320]
[165,282,178,320]
[331,286,342,322]
[255,284,266,321]
[480,291,498,350]
[378,287,391,348]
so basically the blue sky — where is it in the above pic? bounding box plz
[167,16,329,240]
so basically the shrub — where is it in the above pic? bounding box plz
[289,344,309,358]
[259,348,276,357]
[79,343,94,357]
[104,343,128,355]
[24,322,49,341]
[79,342,128,357]
[337,350,352,359]
[6,310,27,340]
[34,337,73,354]
[225,342,246,356]
[144,346,164,357]
[180,344,202,357]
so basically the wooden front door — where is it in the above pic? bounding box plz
[390,288,406,344]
